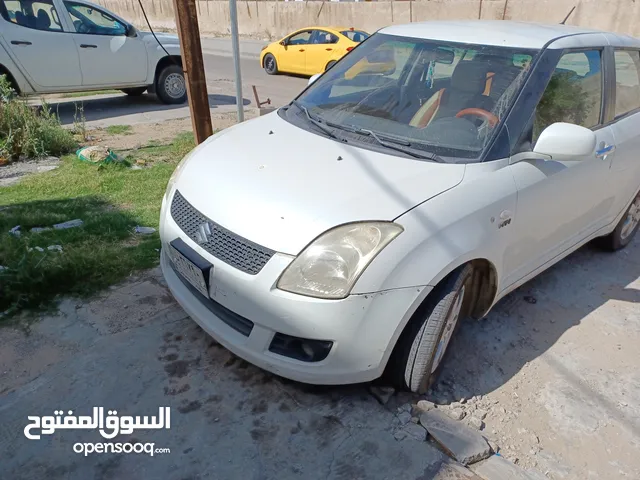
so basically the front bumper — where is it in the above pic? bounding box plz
[160,199,428,385]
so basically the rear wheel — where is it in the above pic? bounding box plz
[385,264,472,393]
[599,190,640,250]
[325,60,337,71]
[264,54,278,75]
[156,65,187,104]
[121,87,147,96]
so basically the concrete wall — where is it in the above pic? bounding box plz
[96,0,640,40]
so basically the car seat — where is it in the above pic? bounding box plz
[35,9,51,30]
[410,61,495,128]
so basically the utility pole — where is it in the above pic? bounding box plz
[229,0,244,122]
[173,0,213,144]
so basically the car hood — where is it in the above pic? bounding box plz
[139,31,179,47]
[173,113,465,255]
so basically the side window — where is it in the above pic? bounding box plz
[613,49,640,118]
[311,30,338,45]
[1,0,62,31]
[287,31,311,46]
[533,49,603,141]
[64,2,126,36]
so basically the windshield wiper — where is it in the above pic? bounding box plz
[291,100,339,140]
[357,129,445,162]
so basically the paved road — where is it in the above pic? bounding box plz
[50,38,308,128]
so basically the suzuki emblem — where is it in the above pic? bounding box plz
[195,222,212,245]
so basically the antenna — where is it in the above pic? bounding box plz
[561,6,576,25]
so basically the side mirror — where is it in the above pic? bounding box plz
[532,122,597,161]
[126,24,137,37]
[280,40,287,47]
[308,73,321,86]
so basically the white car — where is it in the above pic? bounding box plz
[0,0,185,103]
[160,20,640,393]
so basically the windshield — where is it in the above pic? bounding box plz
[289,33,537,161]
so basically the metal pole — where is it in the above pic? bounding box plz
[229,0,244,122]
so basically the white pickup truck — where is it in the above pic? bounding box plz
[0,0,186,103]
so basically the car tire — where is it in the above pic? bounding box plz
[121,87,147,96]
[599,189,640,251]
[325,60,337,71]
[263,54,278,75]
[156,65,187,104]
[385,264,473,394]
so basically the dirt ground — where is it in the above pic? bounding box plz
[437,240,640,479]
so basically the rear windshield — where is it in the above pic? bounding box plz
[341,30,369,42]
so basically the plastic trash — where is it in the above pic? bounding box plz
[76,146,119,165]
[135,226,156,235]
[9,225,20,236]
[47,245,63,252]
[28,246,45,252]
[31,227,52,233]
[53,219,83,230]
[0,266,7,271]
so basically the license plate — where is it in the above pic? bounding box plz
[169,240,210,297]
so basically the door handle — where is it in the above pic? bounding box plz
[299,49,305,52]
[325,48,333,51]
[80,44,97,48]
[595,144,616,158]
[11,40,32,45]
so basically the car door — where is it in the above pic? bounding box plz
[304,29,338,74]
[503,48,617,289]
[279,29,311,74]
[62,1,147,86]
[606,47,640,223]
[0,0,81,88]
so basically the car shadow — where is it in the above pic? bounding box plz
[45,93,251,125]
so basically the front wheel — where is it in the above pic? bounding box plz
[263,54,278,75]
[156,65,187,104]
[385,264,472,393]
[599,190,640,251]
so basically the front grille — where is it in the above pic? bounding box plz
[170,191,275,275]
[171,262,254,337]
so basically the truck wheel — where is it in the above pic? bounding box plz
[385,264,472,393]
[121,87,147,96]
[156,65,187,104]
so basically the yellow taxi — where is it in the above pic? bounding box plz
[260,27,369,76]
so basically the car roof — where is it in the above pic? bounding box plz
[379,20,630,49]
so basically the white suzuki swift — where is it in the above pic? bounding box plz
[161,21,640,393]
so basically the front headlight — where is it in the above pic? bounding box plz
[277,222,403,299]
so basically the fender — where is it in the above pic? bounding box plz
[354,158,517,299]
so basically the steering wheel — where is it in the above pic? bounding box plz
[456,108,499,128]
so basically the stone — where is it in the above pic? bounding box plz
[416,399,436,413]
[421,409,491,465]
[397,411,412,425]
[487,439,500,454]
[473,454,548,480]
[468,416,485,430]
[135,226,156,235]
[475,409,488,420]
[393,429,408,441]
[397,403,412,413]
[369,385,395,405]
[460,397,467,404]
[449,408,466,421]
[53,219,84,230]
[410,417,420,424]
[402,422,428,441]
